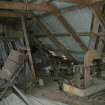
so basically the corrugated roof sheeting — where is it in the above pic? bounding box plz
[52,1,77,9]
[56,36,83,52]
[42,8,92,33]
[42,15,65,33]
[38,37,85,61]
[63,8,92,32]
[38,36,86,61]
[39,37,57,49]
[39,7,92,61]
[37,36,86,61]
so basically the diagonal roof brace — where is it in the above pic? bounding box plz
[34,17,78,62]
[46,3,88,51]
[92,4,105,28]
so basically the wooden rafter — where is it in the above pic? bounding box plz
[92,4,105,28]
[61,0,105,25]
[59,0,103,5]
[0,11,32,17]
[0,1,103,12]
[0,0,103,17]
[0,1,53,12]
[34,32,105,43]
[21,17,36,79]
[47,3,88,51]
[39,0,104,18]
[34,32,90,37]
[91,4,105,46]
[34,17,77,62]
[92,32,105,43]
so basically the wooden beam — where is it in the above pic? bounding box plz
[34,18,77,62]
[92,32,105,37]
[0,1,102,13]
[94,36,100,49]
[34,32,90,37]
[40,0,102,17]
[92,4,105,28]
[39,0,104,18]
[48,3,88,51]
[21,17,36,79]
[92,32,105,42]
[34,32,105,42]
[59,0,103,5]
[0,1,53,12]
[39,4,89,18]
[91,4,105,42]
[59,0,85,4]
[0,11,32,17]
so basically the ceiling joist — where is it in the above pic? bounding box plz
[59,0,103,5]
[0,11,32,17]
[0,1,53,12]
[0,0,103,13]
[34,32,90,37]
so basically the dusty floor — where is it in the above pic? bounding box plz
[32,82,72,104]
[30,81,105,105]
[29,82,92,105]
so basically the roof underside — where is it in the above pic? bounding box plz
[35,7,91,61]
[0,0,104,62]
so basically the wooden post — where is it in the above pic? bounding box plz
[21,16,36,79]
[84,66,91,88]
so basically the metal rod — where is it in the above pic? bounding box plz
[12,85,31,105]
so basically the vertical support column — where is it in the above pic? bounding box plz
[84,66,91,88]
[97,39,104,52]
[89,16,100,49]
[73,65,81,88]
[21,16,36,80]
[89,36,97,49]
